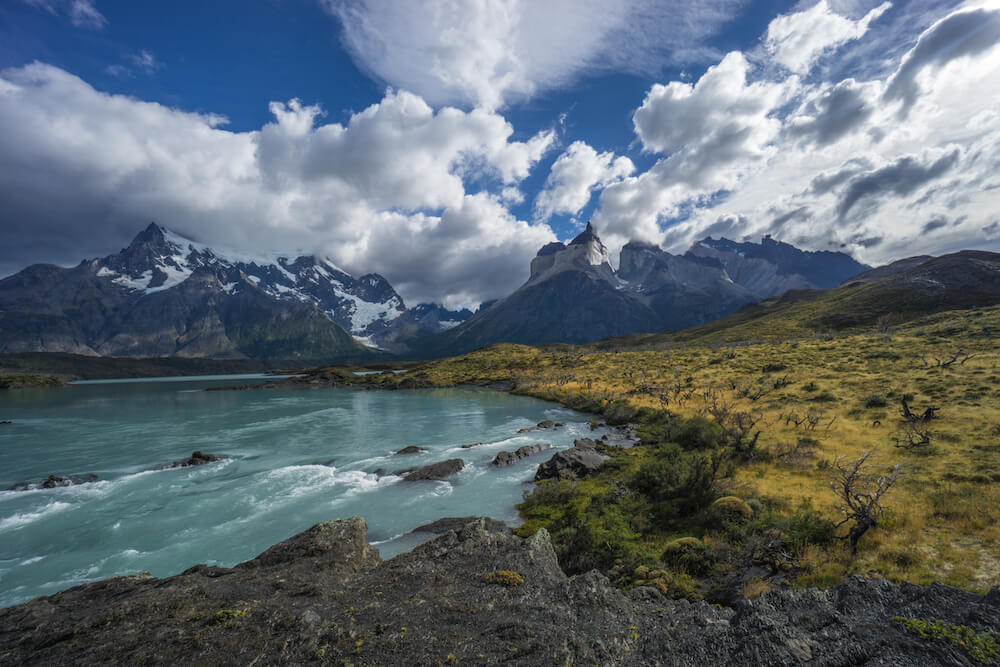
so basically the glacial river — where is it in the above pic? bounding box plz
[0,375,608,609]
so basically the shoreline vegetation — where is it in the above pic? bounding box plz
[287,303,1000,601]
[3,304,997,604]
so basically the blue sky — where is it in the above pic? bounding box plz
[1,0,999,306]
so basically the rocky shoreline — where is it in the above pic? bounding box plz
[1,517,997,665]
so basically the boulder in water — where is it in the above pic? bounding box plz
[491,444,552,467]
[395,458,464,481]
[394,445,426,455]
[169,451,221,469]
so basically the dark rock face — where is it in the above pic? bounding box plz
[1,517,996,666]
[491,444,552,467]
[688,235,869,299]
[395,458,465,481]
[394,445,426,456]
[535,446,609,481]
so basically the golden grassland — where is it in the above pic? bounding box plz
[326,304,1000,595]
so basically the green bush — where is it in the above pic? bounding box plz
[864,394,888,408]
[673,416,725,451]
[661,537,715,576]
[630,446,720,524]
[710,496,754,524]
[784,502,836,552]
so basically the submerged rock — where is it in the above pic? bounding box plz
[491,444,552,467]
[394,458,464,481]
[9,473,99,491]
[517,419,565,433]
[0,516,995,666]
[168,451,220,469]
[394,445,426,455]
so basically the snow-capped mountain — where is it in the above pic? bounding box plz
[98,223,406,346]
[0,223,422,359]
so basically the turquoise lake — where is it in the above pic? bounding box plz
[0,375,607,609]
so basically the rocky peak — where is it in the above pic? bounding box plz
[568,221,599,246]
[529,222,613,281]
[618,240,668,282]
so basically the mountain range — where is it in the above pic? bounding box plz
[15,220,993,362]
[0,223,470,360]
[424,223,870,355]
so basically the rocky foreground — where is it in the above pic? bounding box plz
[1,518,998,666]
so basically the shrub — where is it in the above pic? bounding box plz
[864,394,888,408]
[633,566,702,600]
[784,503,837,552]
[710,496,754,523]
[630,447,720,523]
[673,416,725,451]
[661,537,715,576]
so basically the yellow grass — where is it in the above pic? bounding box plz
[333,304,1000,592]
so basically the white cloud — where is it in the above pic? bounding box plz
[0,63,556,305]
[69,0,105,28]
[592,52,794,251]
[884,5,1000,116]
[322,0,748,109]
[24,0,107,28]
[591,2,1000,267]
[129,50,159,74]
[533,141,633,222]
[765,0,891,74]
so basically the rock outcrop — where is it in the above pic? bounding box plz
[491,444,552,467]
[394,458,465,481]
[535,443,609,481]
[1,517,996,666]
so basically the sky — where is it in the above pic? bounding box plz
[1,0,999,308]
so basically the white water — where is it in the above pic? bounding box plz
[0,376,609,608]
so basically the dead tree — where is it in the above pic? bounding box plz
[900,397,939,423]
[831,450,902,555]
[892,423,933,449]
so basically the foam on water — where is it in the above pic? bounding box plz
[0,502,73,532]
[0,379,616,608]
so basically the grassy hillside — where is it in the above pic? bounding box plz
[322,303,1000,599]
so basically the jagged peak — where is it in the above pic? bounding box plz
[568,221,600,246]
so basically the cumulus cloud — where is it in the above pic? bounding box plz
[765,0,891,74]
[533,141,633,222]
[632,52,789,158]
[786,78,875,145]
[593,52,793,249]
[0,63,556,305]
[322,0,748,109]
[836,148,960,219]
[884,6,1000,117]
[588,2,1000,267]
